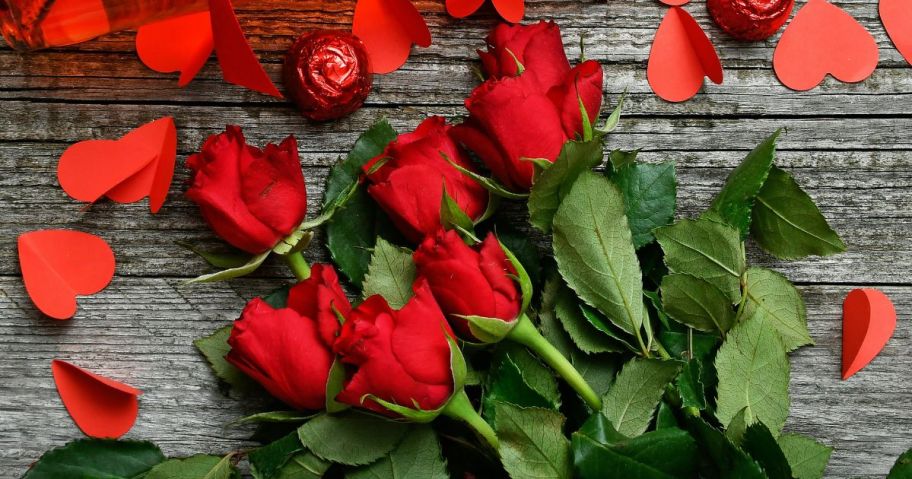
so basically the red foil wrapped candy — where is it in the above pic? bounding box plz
[283,31,373,121]
[707,0,795,41]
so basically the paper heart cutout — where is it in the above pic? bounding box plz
[446,0,525,23]
[842,288,896,380]
[52,360,141,439]
[18,230,115,320]
[659,0,690,6]
[57,117,176,213]
[773,0,878,91]
[209,0,283,97]
[647,7,723,102]
[136,12,214,87]
[353,0,432,74]
[880,0,912,65]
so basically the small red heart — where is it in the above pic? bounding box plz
[880,0,912,65]
[446,0,525,23]
[136,11,214,87]
[353,0,432,74]
[773,0,878,91]
[647,7,723,102]
[842,288,897,380]
[52,360,141,439]
[57,117,176,213]
[18,230,115,320]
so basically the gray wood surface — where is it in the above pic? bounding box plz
[1,0,910,477]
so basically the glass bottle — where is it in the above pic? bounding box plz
[0,0,211,50]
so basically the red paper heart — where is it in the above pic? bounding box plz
[880,0,912,65]
[136,12,214,87]
[52,360,141,439]
[57,117,176,213]
[18,230,115,320]
[659,0,690,6]
[842,288,896,380]
[209,0,283,97]
[353,0,432,74]
[647,7,723,102]
[446,0,525,23]
[773,0,878,91]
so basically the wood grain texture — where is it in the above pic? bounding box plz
[1,0,910,476]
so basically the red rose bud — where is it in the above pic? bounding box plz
[414,230,521,339]
[283,30,373,121]
[186,126,308,254]
[707,0,795,41]
[451,74,568,191]
[547,60,604,139]
[333,280,456,415]
[226,270,348,410]
[479,20,571,92]
[362,116,489,243]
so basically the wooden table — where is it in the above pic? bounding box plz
[1,0,909,477]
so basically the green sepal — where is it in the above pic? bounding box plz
[598,90,626,134]
[578,88,594,142]
[448,333,468,393]
[500,239,533,315]
[274,180,359,255]
[175,241,251,269]
[440,184,480,243]
[443,152,529,200]
[230,410,316,426]
[272,230,314,256]
[184,250,270,284]
[505,48,525,74]
[460,314,517,344]
[325,358,350,414]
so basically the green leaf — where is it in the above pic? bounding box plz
[725,407,753,445]
[676,359,707,410]
[175,241,251,269]
[495,402,573,479]
[273,452,331,479]
[297,412,410,466]
[346,426,448,479]
[707,130,780,237]
[484,348,559,422]
[572,426,698,479]
[528,138,604,232]
[778,434,832,479]
[660,273,736,335]
[750,165,846,259]
[608,149,638,171]
[576,412,628,445]
[499,343,561,406]
[655,402,678,430]
[325,358,349,413]
[609,161,677,249]
[194,326,258,394]
[601,358,682,437]
[23,439,165,479]
[579,304,639,352]
[655,217,745,304]
[741,422,793,479]
[553,279,624,353]
[184,250,270,284]
[261,286,291,308]
[249,432,304,479]
[362,238,416,309]
[891,449,912,479]
[715,310,790,436]
[682,415,765,478]
[743,267,812,351]
[497,228,542,290]
[144,454,237,479]
[553,171,645,337]
[325,119,399,287]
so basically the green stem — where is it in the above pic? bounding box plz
[284,252,311,281]
[653,338,672,360]
[442,390,499,451]
[507,314,602,411]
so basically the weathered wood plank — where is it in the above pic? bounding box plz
[0,278,907,478]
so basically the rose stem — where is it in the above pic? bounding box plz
[507,314,602,411]
[284,252,311,281]
[442,389,499,451]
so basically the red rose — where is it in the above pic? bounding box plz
[332,280,455,414]
[186,126,308,254]
[452,62,603,191]
[479,21,570,92]
[226,264,349,410]
[362,116,488,243]
[414,230,521,338]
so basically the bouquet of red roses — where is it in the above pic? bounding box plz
[28,19,912,479]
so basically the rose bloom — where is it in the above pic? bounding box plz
[451,60,602,191]
[414,229,521,338]
[227,264,350,410]
[362,116,488,243]
[186,126,308,254]
[332,280,455,414]
[478,20,570,92]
